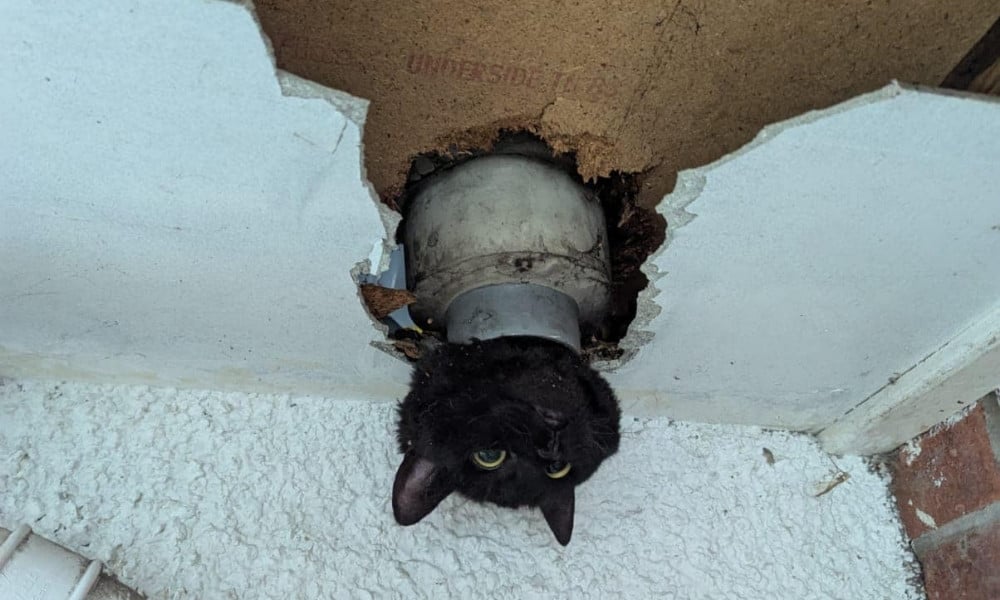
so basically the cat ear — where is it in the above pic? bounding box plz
[392,452,454,526]
[539,485,575,546]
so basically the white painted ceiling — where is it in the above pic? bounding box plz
[2,0,999,442]
[611,85,1000,431]
[0,0,410,394]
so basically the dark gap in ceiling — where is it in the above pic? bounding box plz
[387,130,664,363]
[941,15,1000,90]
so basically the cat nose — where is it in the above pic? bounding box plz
[535,406,567,430]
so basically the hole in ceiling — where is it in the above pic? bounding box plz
[360,130,665,364]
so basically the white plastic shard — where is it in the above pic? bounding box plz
[0,526,142,600]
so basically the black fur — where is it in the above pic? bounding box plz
[392,336,621,545]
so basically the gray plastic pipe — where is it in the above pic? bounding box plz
[404,153,612,351]
[0,525,143,599]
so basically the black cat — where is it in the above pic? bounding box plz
[392,336,621,545]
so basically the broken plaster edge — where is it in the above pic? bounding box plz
[0,0,411,396]
[611,82,902,365]
[819,300,1000,456]
[240,0,405,353]
[241,0,399,272]
[612,80,997,371]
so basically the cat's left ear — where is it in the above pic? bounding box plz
[392,452,454,526]
[539,485,575,546]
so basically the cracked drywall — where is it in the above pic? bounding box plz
[615,82,911,367]
[273,70,407,350]
[261,1,400,280]
[609,82,1000,433]
[272,98,407,362]
[267,27,406,350]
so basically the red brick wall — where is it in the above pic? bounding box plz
[891,392,1000,600]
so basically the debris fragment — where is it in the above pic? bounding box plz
[900,439,922,466]
[360,284,416,319]
[914,507,938,529]
[392,339,424,360]
[762,448,775,465]
[813,471,850,497]
[581,338,626,362]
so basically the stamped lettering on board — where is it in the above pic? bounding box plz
[405,53,620,101]
[272,36,619,102]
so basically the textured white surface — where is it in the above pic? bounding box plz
[1,379,921,599]
[613,84,1000,431]
[0,0,408,395]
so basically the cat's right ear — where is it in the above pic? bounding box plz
[539,484,575,546]
[392,452,454,526]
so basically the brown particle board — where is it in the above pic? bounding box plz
[255,1,1000,209]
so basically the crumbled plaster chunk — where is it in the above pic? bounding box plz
[915,508,938,529]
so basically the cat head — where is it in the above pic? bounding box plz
[392,337,621,545]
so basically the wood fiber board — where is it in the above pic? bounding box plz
[256,1,999,208]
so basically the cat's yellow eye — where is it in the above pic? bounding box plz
[471,449,507,470]
[545,461,572,479]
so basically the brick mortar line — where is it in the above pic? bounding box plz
[911,500,1000,557]
[983,391,1000,467]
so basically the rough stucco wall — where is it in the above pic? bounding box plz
[0,0,410,397]
[0,379,921,599]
